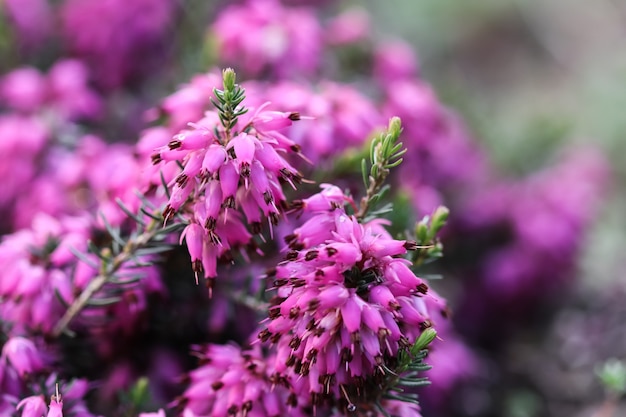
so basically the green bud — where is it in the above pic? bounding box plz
[411,328,437,356]
[222,68,236,92]
[416,218,429,242]
[129,377,150,406]
[596,359,626,395]
[388,117,402,138]
[430,206,449,237]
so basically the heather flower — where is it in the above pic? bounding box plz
[325,8,371,46]
[1,337,45,378]
[373,40,419,82]
[153,73,305,284]
[0,212,161,338]
[13,376,99,417]
[1,0,53,51]
[60,0,177,89]
[47,393,63,417]
[0,61,102,121]
[0,114,49,227]
[260,187,445,408]
[253,81,384,165]
[211,0,322,79]
[175,344,301,417]
[17,395,48,417]
[0,67,47,112]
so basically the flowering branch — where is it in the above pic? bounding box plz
[52,205,183,338]
[211,67,247,141]
[356,117,406,221]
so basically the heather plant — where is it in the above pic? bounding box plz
[0,1,614,417]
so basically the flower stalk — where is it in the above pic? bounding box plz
[356,117,406,221]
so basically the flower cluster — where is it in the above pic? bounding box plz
[0,213,161,340]
[0,1,613,416]
[259,185,446,410]
[0,60,102,121]
[211,0,322,79]
[153,70,305,284]
[175,344,300,417]
[60,0,177,89]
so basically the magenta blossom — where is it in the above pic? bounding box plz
[175,344,304,417]
[211,0,322,79]
[1,337,45,378]
[153,88,305,285]
[259,185,446,409]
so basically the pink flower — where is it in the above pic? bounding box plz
[60,0,177,89]
[176,344,303,417]
[211,0,322,79]
[259,186,446,407]
[17,395,47,417]
[1,337,45,377]
[47,393,63,417]
[153,86,305,284]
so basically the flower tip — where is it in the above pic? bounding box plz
[388,116,402,136]
[413,328,437,353]
[222,68,236,91]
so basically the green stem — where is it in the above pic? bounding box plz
[52,218,161,338]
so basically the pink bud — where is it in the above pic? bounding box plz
[181,223,204,263]
[1,337,44,377]
[229,133,255,166]
[17,395,47,417]
[47,395,62,417]
[219,161,239,200]
[202,144,227,175]
[341,296,362,333]
[178,130,211,150]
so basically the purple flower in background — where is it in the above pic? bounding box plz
[258,81,384,165]
[0,60,102,120]
[324,8,371,46]
[211,0,322,79]
[373,40,420,82]
[1,337,45,378]
[17,395,48,417]
[2,0,53,51]
[176,344,301,417]
[0,114,49,223]
[60,0,177,89]
[442,146,611,352]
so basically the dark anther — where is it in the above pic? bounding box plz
[151,153,163,165]
[258,329,272,342]
[168,139,182,149]
[325,247,338,257]
[305,250,319,261]
[285,250,299,261]
[416,283,429,294]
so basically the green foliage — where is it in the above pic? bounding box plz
[596,359,626,396]
[411,206,449,268]
[378,328,438,414]
[52,201,185,338]
[358,117,407,221]
[211,68,248,136]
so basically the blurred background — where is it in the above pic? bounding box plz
[362,0,626,284]
[1,0,625,416]
[359,1,626,416]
